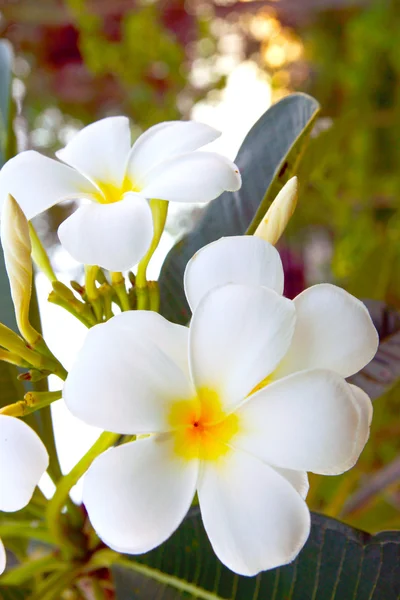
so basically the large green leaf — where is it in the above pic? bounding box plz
[113,510,400,600]
[159,93,320,324]
[0,40,25,411]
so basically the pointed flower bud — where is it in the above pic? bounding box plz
[254,176,298,245]
[1,194,39,345]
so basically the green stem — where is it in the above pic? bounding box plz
[48,292,93,328]
[0,347,30,368]
[136,199,169,291]
[148,281,160,312]
[29,223,57,282]
[0,554,63,585]
[110,272,130,311]
[0,390,61,417]
[46,431,119,558]
[85,266,103,322]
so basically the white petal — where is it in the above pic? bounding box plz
[58,193,153,271]
[275,284,379,379]
[0,538,5,575]
[63,311,193,434]
[349,384,373,457]
[184,236,284,313]
[56,116,131,188]
[189,284,296,412]
[0,416,49,512]
[235,369,365,475]
[127,121,221,182]
[198,448,310,576]
[108,310,190,378]
[83,435,198,553]
[139,152,241,203]
[0,151,99,220]
[273,468,309,500]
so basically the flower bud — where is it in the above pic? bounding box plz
[254,176,298,245]
[1,194,39,344]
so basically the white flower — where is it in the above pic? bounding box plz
[0,118,241,272]
[63,258,377,575]
[0,415,49,574]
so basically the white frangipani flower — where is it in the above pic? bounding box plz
[184,235,379,379]
[0,118,241,272]
[0,415,49,574]
[64,275,376,575]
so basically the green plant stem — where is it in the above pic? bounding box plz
[0,554,63,585]
[48,292,93,328]
[148,281,160,312]
[29,223,57,282]
[30,566,82,600]
[0,389,61,417]
[47,431,119,558]
[136,199,168,308]
[110,272,130,311]
[85,266,103,322]
[0,347,30,367]
[0,521,54,545]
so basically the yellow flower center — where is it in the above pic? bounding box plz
[93,177,139,204]
[169,388,240,462]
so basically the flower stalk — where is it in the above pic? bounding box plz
[0,390,62,417]
[46,431,120,559]
[136,199,168,309]
[29,223,57,283]
[85,266,103,322]
[110,272,130,311]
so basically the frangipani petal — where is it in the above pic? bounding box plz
[273,468,309,500]
[108,310,190,379]
[83,435,198,554]
[189,284,296,412]
[140,152,241,203]
[275,284,379,379]
[198,448,310,576]
[349,384,373,457]
[184,236,284,313]
[0,538,5,575]
[63,312,193,434]
[0,151,99,220]
[56,116,132,189]
[127,121,221,182]
[58,193,153,271]
[236,369,369,475]
[0,415,49,512]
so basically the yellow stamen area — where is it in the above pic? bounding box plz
[94,177,139,204]
[248,372,274,396]
[169,388,239,462]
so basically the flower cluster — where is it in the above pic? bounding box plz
[64,235,377,576]
[0,116,378,578]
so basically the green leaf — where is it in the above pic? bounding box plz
[0,40,25,413]
[158,93,320,324]
[113,510,400,600]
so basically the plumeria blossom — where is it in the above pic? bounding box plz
[0,415,49,574]
[0,118,241,271]
[63,249,377,575]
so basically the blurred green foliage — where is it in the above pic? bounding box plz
[296,1,400,308]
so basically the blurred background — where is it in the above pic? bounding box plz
[1,0,400,533]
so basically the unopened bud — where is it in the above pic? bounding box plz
[254,177,298,245]
[1,195,40,345]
